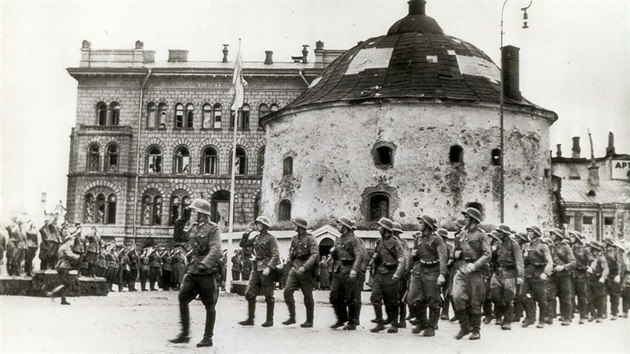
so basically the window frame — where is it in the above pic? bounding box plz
[173,146,191,174]
[105,143,119,172]
[146,146,163,174]
[174,103,185,129]
[201,146,219,175]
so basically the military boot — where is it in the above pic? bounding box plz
[411,306,428,334]
[423,307,440,337]
[398,303,407,328]
[60,297,71,305]
[301,302,314,328]
[454,310,471,340]
[239,300,255,326]
[283,302,296,325]
[370,305,386,332]
[469,314,481,340]
[441,299,450,320]
[387,305,399,333]
[261,301,274,327]
[169,302,190,344]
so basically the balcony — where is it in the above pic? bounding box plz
[75,124,133,136]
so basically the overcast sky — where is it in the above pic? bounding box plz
[1,0,628,223]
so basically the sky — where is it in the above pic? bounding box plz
[1,0,629,224]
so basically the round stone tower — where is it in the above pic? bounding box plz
[261,0,557,231]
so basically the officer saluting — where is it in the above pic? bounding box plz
[169,199,222,348]
[282,217,319,328]
[239,216,280,327]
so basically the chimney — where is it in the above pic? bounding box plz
[264,51,273,65]
[606,132,616,156]
[316,41,324,50]
[302,45,309,63]
[168,49,188,62]
[222,44,229,63]
[135,40,144,50]
[587,164,600,187]
[556,144,562,158]
[408,0,426,15]
[571,137,581,158]
[82,40,91,49]
[501,45,521,101]
[143,51,155,64]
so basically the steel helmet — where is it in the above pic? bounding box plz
[417,215,437,230]
[392,222,403,234]
[255,216,271,228]
[436,228,450,239]
[190,198,212,216]
[588,240,603,251]
[337,217,356,230]
[377,217,394,232]
[292,217,308,229]
[461,207,482,223]
[495,224,512,235]
[549,227,564,239]
[526,225,542,238]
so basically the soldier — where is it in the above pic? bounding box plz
[45,214,62,270]
[25,222,39,276]
[603,237,624,320]
[282,217,319,328]
[105,244,119,292]
[489,224,524,330]
[148,247,161,291]
[127,245,139,291]
[407,215,447,337]
[95,245,107,277]
[446,219,467,323]
[47,233,80,305]
[329,216,367,330]
[239,216,280,327]
[241,246,253,281]
[139,248,151,291]
[70,224,84,273]
[547,228,576,326]
[569,231,593,324]
[512,231,529,323]
[587,240,609,323]
[620,244,630,318]
[482,231,499,324]
[161,247,172,291]
[231,250,242,281]
[169,199,222,348]
[369,217,405,334]
[452,207,491,340]
[439,228,456,321]
[520,226,553,329]
[171,247,187,290]
[85,226,100,277]
[390,222,411,329]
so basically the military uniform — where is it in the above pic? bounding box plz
[452,224,491,338]
[52,238,80,304]
[588,247,609,321]
[172,205,222,345]
[407,231,447,334]
[241,247,253,281]
[231,253,242,281]
[548,236,576,324]
[128,249,139,291]
[240,229,280,326]
[45,222,62,270]
[85,232,100,276]
[330,228,367,329]
[139,251,151,291]
[369,232,405,333]
[161,251,172,290]
[604,243,624,319]
[620,249,630,317]
[25,225,39,276]
[490,232,524,328]
[283,230,319,326]
[521,237,553,327]
[105,249,119,291]
[572,240,593,322]
[148,250,161,291]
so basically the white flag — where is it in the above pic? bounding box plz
[231,42,247,111]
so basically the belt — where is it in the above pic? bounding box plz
[464,259,476,263]
[297,255,309,261]
[498,265,516,270]
[420,260,439,266]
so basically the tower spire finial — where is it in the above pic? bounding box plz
[408,0,426,16]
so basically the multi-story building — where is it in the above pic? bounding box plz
[65,39,342,242]
[551,132,630,241]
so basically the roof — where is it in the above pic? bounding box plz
[145,61,317,70]
[562,179,630,205]
[264,2,556,121]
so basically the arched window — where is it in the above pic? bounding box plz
[270,103,279,112]
[109,102,120,126]
[201,146,219,175]
[372,142,395,169]
[147,146,162,173]
[174,103,184,128]
[105,144,118,172]
[106,194,117,224]
[449,145,464,163]
[258,147,265,175]
[96,102,107,126]
[210,191,230,224]
[95,193,106,223]
[169,192,191,225]
[259,103,269,118]
[369,193,390,221]
[230,146,247,175]
[283,156,293,176]
[84,194,95,223]
[147,102,157,128]
[185,103,194,128]
[239,104,250,130]
[491,148,501,166]
[202,104,212,128]
[141,190,162,226]
[158,103,167,128]
[213,103,222,129]
[87,144,100,171]
[174,147,191,174]
[279,200,292,221]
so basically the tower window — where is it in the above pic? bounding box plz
[174,103,184,128]
[283,156,293,176]
[87,144,100,171]
[449,145,463,163]
[230,146,247,175]
[109,102,120,126]
[147,102,157,128]
[96,102,107,126]
[491,148,501,166]
[185,103,194,128]
[202,104,212,128]
[279,200,292,221]
[158,103,167,128]
[213,103,222,129]
[105,144,118,172]
[201,146,218,175]
[372,142,396,169]
[369,193,390,221]
[147,147,162,173]
[174,147,191,174]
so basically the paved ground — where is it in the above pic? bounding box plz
[1,288,628,353]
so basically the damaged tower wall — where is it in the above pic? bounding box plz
[262,102,555,231]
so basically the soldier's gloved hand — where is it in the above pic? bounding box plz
[454,250,462,259]
[262,267,271,276]
[614,275,621,283]
[392,274,400,281]
[599,277,606,284]
[554,265,564,272]
[463,263,475,274]
[350,269,357,279]
[540,273,548,281]
[296,266,306,275]
[242,232,250,238]
[516,277,524,285]
[587,267,594,274]
[437,274,445,285]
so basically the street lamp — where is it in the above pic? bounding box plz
[499,0,531,223]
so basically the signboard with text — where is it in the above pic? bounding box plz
[611,159,630,180]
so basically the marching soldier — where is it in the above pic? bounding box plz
[45,214,62,270]
[569,231,593,324]
[603,237,624,320]
[329,216,367,330]
[105,244,119,292]
[520,226,553,329]
[282,217,319,328]
[620,243,630,318]
[139,248,150,291]
[47,233,80,305]
[354,230,370,327]
[439,228,456,321]
[452,207,491,340]
[407,215,447,337]
[548,228,576,326]
[239,216,280,327]
[128,245,139,291]
[512,231,529,323]
[489,224,524,330]
[391,222,410,329]
[148,247,161,291]
[369,217,405,334]
[169,198,222,348]
[587,240,609,322]
[25,222,39,276]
